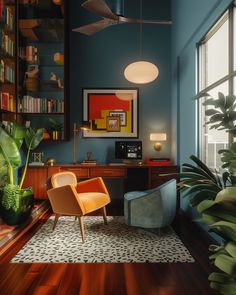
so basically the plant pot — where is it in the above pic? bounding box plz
[0,186,34,226]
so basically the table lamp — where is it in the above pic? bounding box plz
[150,133,167,152]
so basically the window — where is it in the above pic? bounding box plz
[198,5,236,169]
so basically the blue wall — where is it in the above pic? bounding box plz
[171,0,232,217]
[38,0,172,164]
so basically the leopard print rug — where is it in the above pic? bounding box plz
[11,216,195,263]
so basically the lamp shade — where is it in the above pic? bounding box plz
[150,133,167,141]
[80,121,90,131]
[124,61,159,84]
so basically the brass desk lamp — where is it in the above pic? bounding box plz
[73,121,90,164]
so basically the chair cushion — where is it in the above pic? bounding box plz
[78,192,110,214]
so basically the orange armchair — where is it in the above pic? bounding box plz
[47,171,111,242]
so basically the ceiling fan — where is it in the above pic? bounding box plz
[72,0,172,36]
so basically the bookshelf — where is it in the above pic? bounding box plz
[0,0,16,121]
[17,0,69,141]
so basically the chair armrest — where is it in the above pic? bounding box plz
[77,177,110,196]
[47,185,85,215]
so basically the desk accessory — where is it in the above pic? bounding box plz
[145,157,172,166]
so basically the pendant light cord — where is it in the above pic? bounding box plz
[140,0,143,59]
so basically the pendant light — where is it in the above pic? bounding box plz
[124,0,159,84]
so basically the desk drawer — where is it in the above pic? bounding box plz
[150,166,178,188]
[151,167,178,179]
[60,167,89,178]
[90,167,126,178]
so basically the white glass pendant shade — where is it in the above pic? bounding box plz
[124,61,159,84]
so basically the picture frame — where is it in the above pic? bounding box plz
[82,88,138,138]
[106,116,120,132]
[109,111,127,126]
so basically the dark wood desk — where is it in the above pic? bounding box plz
[23,163,179,205]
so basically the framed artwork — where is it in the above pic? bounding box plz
[82,88,138,138]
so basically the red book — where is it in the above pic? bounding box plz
[0,0,3,20]
[1,92,9,111]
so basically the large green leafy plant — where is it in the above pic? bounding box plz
[0,122,43,211]
[199,92,236,138]
[177,155,236,294]
[177,92,236,294]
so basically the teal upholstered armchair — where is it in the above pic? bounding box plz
[124,179,177,228]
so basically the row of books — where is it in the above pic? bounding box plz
[0,91,15,112]
[19,95,64,113]
[19,45,39,63]
[0,29,14,57]
[0,59,15,83]
[0,5,14,31]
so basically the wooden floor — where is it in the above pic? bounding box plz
[0,207,219,295]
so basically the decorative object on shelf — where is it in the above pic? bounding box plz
[43,129,50,140]
[81,151,97,165]
[45,157,56,166]
[83,88,138,138]
[48,118,64,140]
[46,72,63,89]
[25,65,39,92]
[0,122,44,225]
[52,0,64,15]
[53,52,64,65]
[150,133,167,152]
[52,0,63,5]
[32,152,44,163]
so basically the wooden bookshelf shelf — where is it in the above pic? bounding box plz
[15,1,69,140]
[1,1,69,140]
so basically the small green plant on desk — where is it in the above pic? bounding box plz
[0,122,44,225]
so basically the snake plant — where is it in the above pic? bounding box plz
[0,122,43,211]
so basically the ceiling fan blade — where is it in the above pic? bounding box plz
[82,0,119,21]
[72,19,114,36]
[118,16,172,25]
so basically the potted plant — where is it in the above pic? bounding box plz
[171,92,236,294]
[48,118,64,140]
[0,122,44,225]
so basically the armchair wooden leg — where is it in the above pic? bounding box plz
[102,206,108,225]
[52,214,60,231]
[79,216,85,243]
